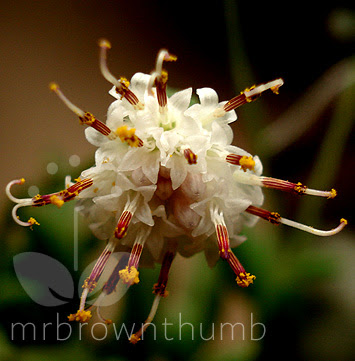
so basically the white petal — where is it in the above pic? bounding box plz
[196,88,219,107]
[84,127,108,147]
[130,72,150,100]
[168,88,192,112]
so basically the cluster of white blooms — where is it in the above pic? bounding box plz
[6,40,346,343]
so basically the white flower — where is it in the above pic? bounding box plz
[6,39,347,342]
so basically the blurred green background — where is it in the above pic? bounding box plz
[0,1,353,360]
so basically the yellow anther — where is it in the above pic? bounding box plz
[119,266,140,285]
[68,309,92,323]
[50,195,64,208]
[115,125,141,147]
[28,217,40,226]
[83,278,97,292]
[119,77,130,88]
[129,333,141,344]
[243,85,256,102]
[328,188,337,199]
[49,82,59,92]
[239,156,255,172]
[80,112,96,126]
[270,84,282,94]
[340,218,348,225]
[98,38,111,49]
[105,319,113,325]
[236,272,256,287]
[166,54,177,62]
[20,178,26,185]
[74,177,81,182]
[269,212,281,225]
[294,182,307,195]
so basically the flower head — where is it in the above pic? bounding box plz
[6,40,347,342]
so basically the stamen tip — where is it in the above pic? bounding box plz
[68,309,92,323]
[340,218,348,226]
[49,82,59,92]
[329,188,337,199]
[236,272,256,287]
[167,53,177,62]
[98,38,111,49]
[28,217,40,227]
[129,334,141,344]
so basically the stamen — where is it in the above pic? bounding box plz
[67,309,92,323]
[245,205,281,224]
[210,204,256,287]
[246,205,348,236]
[7,178,93,227]
[69,239,116,323]
[115,125,143,147]
[32,178,94,207]
[183,148,198,165]
[227,251,256,287]
[49,83,85,117]
[233,171,338,198]
[114,194,140,239]
[130,249,176,344]
[119,227,151,285]
[226,154,255,172]
[98,39,144,110]
[83,241,115,292]
[94,254,131,324]
[119,266,140,285]
[210,205,230,259]
[213,78,284,117]
[114,211,133,239]
[6,178,27,203]
[148,49,176,111]
[155,49,177,75]
[50,83,117,140]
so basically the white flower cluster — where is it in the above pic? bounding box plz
[7,41,346,339]
[79,70,263,267]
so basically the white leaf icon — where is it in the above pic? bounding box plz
[13,252,74,307]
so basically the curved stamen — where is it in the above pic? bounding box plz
[12,203,39,227]
[213,78,284,117]
[280,217,347,236]
[98,39,120,87]
[6,178,30,204]
[6,179,38,227]
[98,39,144,110]
[7,178,93,227]
[233,171,337,198]
[245,205,347,236]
